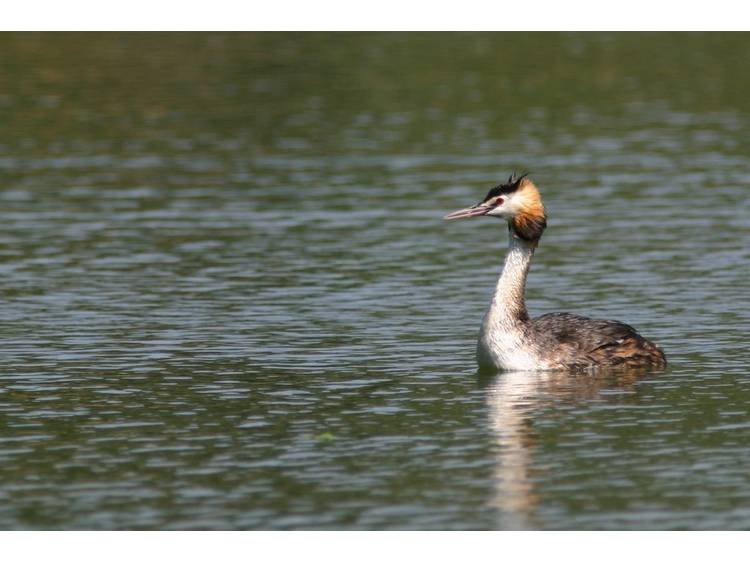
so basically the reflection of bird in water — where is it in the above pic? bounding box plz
[484,370,540,530]
[484,369,652,529]
[444,174,667,372]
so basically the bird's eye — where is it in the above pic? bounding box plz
[494,197,504,206]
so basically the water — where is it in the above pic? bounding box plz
[0,32,749,529]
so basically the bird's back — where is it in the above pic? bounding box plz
[531,312,667,370]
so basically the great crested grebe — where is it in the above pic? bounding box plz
[444,173,666,372]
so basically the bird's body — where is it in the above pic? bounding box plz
[445,174,666,372]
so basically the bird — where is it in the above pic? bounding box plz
[444,173,666,372]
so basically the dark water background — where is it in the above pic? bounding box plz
[0,32,748,529]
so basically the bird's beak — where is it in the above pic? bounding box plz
[443,203,491,221]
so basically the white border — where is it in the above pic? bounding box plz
[1,1,748,31]
[6,531,748,562]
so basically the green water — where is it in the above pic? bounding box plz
[0,32,748,529]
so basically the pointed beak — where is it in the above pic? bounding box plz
[443,203,491,221]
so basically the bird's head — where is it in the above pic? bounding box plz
[443,173,547,242]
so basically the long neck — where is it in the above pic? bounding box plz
[489,232,536,325]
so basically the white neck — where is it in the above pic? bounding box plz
[490,233,534,324]
[477,232,538,371]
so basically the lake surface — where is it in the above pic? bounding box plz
[0,32,748,529]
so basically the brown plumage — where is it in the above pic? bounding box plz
[530,313,667,371]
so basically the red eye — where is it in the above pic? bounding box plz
[495,198,504,206]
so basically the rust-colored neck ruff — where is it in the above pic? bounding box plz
[509,179,547,243]
[510,212,547,243]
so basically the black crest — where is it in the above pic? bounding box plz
[481,172,529,203]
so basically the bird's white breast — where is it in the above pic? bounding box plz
[477,315,546,372]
